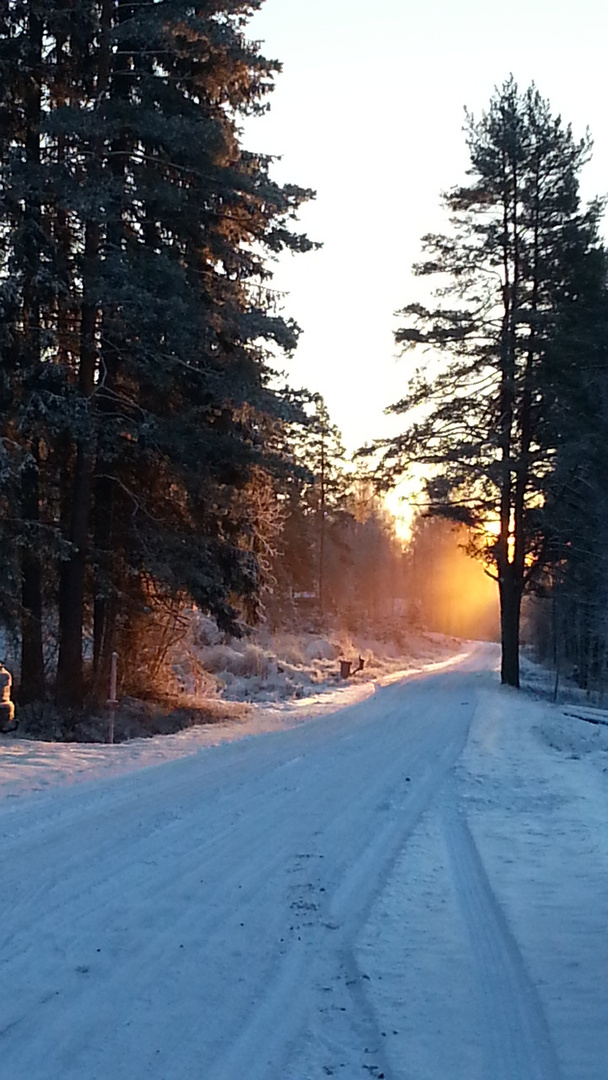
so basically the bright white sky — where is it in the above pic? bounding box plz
[244,0,608,461]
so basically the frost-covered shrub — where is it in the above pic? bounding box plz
[304,638,339,662]
[273,635,306,666]
[239,645,272,678]
[199,643,272,679]
[192,614,222,648]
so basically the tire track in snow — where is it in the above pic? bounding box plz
[442,793,562,1080]
[2,713,388,964]
[306,705,472,1080]
[211,691,474,1080]
[2,741,367,1078]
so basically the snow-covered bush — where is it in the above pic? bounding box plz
[198,643,272,679]
[272,635,306,666]
[304,638,339,662]
[191,614,222,648]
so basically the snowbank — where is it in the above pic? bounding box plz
[168,617,462,706]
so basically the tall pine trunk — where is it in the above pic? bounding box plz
[19,4,45,702]
[92,472,117,699]
[57,3,111,707]
[92,0,129,698]
[56,223,99,706]
[56,445,94,705]
[20,443,45,701]
[496,135,523,690]
[499,568,521,687]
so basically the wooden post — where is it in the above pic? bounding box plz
[107,650,118,744]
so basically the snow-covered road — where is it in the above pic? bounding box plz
[1,643,607,1080]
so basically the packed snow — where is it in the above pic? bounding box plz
[1,642,607,1079]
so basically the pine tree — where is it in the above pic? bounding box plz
[372,79,606,687]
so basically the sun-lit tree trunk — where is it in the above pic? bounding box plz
[495,135,522,687]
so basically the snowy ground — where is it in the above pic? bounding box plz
[0,631,461,795]
[1,642,607,1079]
[167,620,463,709]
